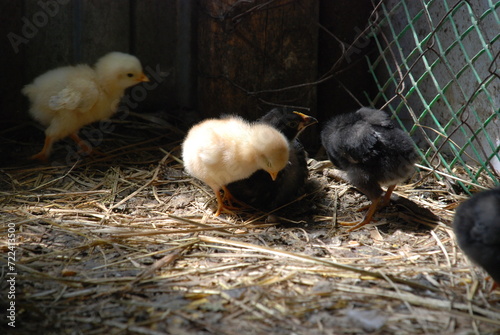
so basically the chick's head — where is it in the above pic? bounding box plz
[95,52,149,89]
[259,108,317,140]
[251,124,290,180]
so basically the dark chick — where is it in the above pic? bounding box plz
[321,107,419,231]
[453,187,500,290]
[226,108,317,211]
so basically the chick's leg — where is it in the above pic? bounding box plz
[70,133,105,157]
[356,185,396,212]
[214,189,224,217]
[340,184,398,231]
[380,184,396,208]
[222,186,236,206]
[70,133,92,154]
[340,197,382,231]
[31,135,54,162]
[222,186,248,209]
[213,188,235,216]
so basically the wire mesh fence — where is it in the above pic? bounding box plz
[366,0,500,193]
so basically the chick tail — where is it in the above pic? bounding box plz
[21,84,34,98]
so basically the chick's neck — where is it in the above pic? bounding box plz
[98,76,127,101]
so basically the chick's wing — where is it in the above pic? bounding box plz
[336,121,381,164]
[48,78,100,112]
[197,142,224,166]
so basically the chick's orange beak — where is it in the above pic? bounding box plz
[269,172,278,181]
[137,73,150,82]
[293,111,318,131]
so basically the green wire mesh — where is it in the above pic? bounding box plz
[366,0,500,193]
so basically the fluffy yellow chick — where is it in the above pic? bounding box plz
[22,52,149,161]
[182,116,290,216]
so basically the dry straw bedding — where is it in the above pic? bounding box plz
[1,115,499,334]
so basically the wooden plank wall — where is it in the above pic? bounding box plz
[0,0,179,126]
[0,1,26,124]
[1,0,375,152]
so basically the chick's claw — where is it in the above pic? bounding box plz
[31,152,49,163]
[341,197,381,231]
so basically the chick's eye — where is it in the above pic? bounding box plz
[127,73,134,78]
[288,121,298,128]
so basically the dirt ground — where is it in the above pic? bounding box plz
[1,112,499,335]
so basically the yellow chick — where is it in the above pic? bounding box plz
[182,116,290,216]
[22,52,149,161]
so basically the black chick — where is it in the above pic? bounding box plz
[226,108,317,211]
[453,187,500,290]
[321,107,419,231]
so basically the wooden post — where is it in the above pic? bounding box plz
[197,0,319,124]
